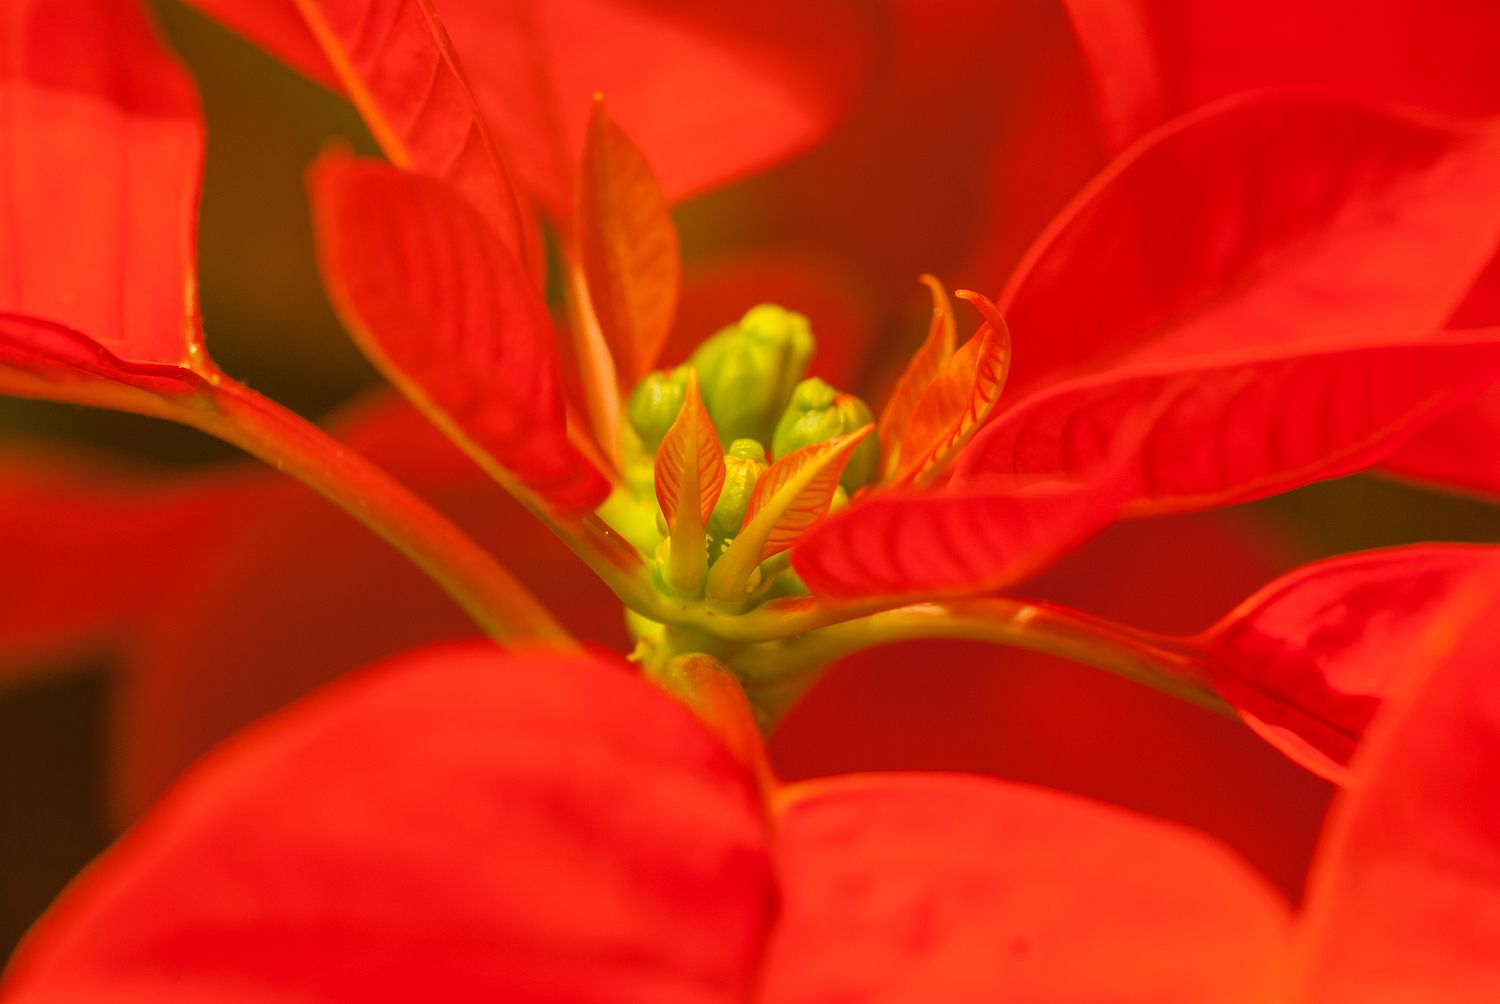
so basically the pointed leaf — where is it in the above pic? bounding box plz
[0,0,205,387]
[577,98,681,384]
[998,95,1500,394]
[5,642,774,1002]
[761,774,1288,1002]
[742,428,871,563]
[1296,558,1500,999]
[654,373,725,530]
[289,0,526,255]
[959,334,1500,517]
[309,154,610,513]
[877,275,957,480]
[794,471,1132,601]
[893,291,1011,486]
[1193,545,1497,783]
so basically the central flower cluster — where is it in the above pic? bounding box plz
[612,305,880,611]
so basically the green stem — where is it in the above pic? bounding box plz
[734,597,1228,725]
[193,378,574,646]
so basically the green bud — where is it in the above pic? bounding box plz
[709,439,769,538]
[626,365,691,451]
[771,378,881,492]
[689,305,815,446]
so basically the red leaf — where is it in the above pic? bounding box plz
[761,773,1288,1001]
[997,95,1500,395]
[6,642,774,1002]
[290,0,527,255]
[792,472,1131,602]
[577,98,681,384]
[1296,557,1500,998]
[1382,383,1500,500]
[877,275,957,480]
[1064,0,1500,155]
[959,334,1500,517]
[308,154,610,513]
[0,0,204,370]
[1194,545,1496,783]
[890,291,1011,487]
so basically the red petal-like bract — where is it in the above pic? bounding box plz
[188,0,873,216]
[577,99,681,385]
[761,774,1288,1002]
[878,276,957,479]
[742,429,869,563]
[794,473,1131,602]
[960,334,1500,517]
[5,643,773,1003]
[1296,558,1500,998]
[181,0,340,88]
[998,94,1500,395]
[654,375,723,530]
[1383,384,1500,500]
[1063,0,1500,155]
[290,0,527,256]
[309,154,610,513]
[1195,545,1497,783]
[0,0,204,382]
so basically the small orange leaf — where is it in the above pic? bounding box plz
[893,290,1012,487]
[577,97,681,385]
[878,275,957,480]
[654,372,726,530]
[707,426,871,602]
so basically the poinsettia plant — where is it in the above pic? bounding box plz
[4,0,1500,998]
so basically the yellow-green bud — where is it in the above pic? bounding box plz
[709,439,769,538]
[627,365,691,451]
[772,378,881,491]
[689,305,815,446]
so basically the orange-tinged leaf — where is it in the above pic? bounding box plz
[761,773,1288,1001]
[577,98,682,384]
[959,333,1500,516]
[1295,557,1500,999]
[1193,544,1496,783]
[309,154,609,514]
[877,275,957,480]
[290,0,527,256]
[707,427,872,602]
[653,372,724,530]
[743,428,872,562]
[892,292,1011,487]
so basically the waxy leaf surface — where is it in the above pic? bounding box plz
[577,99,681,385]
[960,335,1500,517]
[998,95,1500,394]
[794,472,1131,601]
[5,643,773,1003]
[1296,559,1500,998]
[740,429,870,563]
[0,0,206,396]
[761,773,1288,1002]
[309,155,609,513]
[289,0,527,255]
[1196,545,1497,782]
